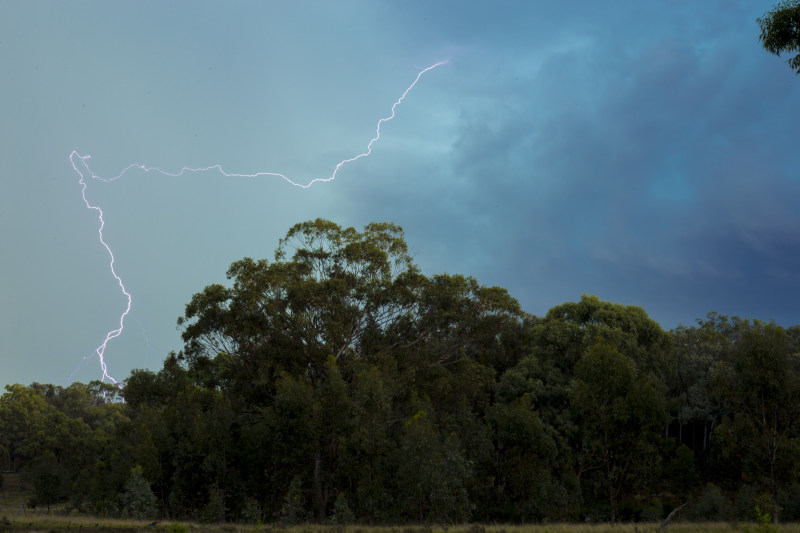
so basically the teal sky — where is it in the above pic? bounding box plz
[1,1,799,387]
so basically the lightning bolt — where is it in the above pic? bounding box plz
[70,60,447,385]
[71,153,130,386]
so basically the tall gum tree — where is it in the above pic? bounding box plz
[758,0,800,74]
[571,339,666,524]
[523,295,672,507]
[711,321,800,522]
[175,219,522,521]
[178,219,424,402]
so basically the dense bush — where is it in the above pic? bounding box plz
[2,220,799,524]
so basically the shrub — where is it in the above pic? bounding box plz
[280,476,308,524]
[329,492,355,524]
[167,523,189,533]
[202,485,226,523]
[239,497,263,524]
[119,466,157,520]
[742,505,779,533]
[736,485,760,520]
[640,499,664,522]
[778,482,800,521]
[692,483,732,521]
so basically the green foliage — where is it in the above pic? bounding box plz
[238,497,263,524]
[758,0,800,74]
[27,451,67,510]
[571,339,666,523]
[0,384,57,471]
[692,483,732,521]
[119,466,157,520]
[778,482,800,521]
[666,444,698,495]
[743,505,780,533]
[6,219,800,525]
[710,321,800,520]
[489,392,562,521]
[640,499,663,522]
[329,492,355,524]
[202,484,226,523]
[280,476,309,525]
[737,485,762,521]
[531,294,672,377]
[397,410,473,523]
[166,523,189,533]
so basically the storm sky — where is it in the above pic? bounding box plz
[2,1,799,387]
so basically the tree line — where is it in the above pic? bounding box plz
[2,219,799,524]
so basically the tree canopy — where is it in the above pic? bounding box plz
[758,0,800,74]
[2,219,800,524]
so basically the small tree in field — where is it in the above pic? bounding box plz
[280,476,309,524]
[119,466,157,519]
[28,451,66,512]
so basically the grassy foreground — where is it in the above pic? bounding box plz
[2,516,800,533]
[3,475,800,533]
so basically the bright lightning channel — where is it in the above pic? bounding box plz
[69,60,447,385]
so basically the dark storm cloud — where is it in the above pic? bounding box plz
[2,0,799,387]
[368,1,800,326]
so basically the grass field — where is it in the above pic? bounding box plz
[3,473,800,533]
[0,473,29,511]
[2,515,800,533]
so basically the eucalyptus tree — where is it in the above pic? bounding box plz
[711,321,800,522]
[175,218,523,521]
[668,313,741,454]
[571,339,667,524]
[758,0,800,74]
[522,295,672,513]
[178,219,424,400]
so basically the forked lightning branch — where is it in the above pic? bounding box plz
[69,61,447,385]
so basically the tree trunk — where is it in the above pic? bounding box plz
[703,421,708,452]
[314,448,325,521]
[770,460,779,523]
[607,455,616,525]
[609,481,616,524]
